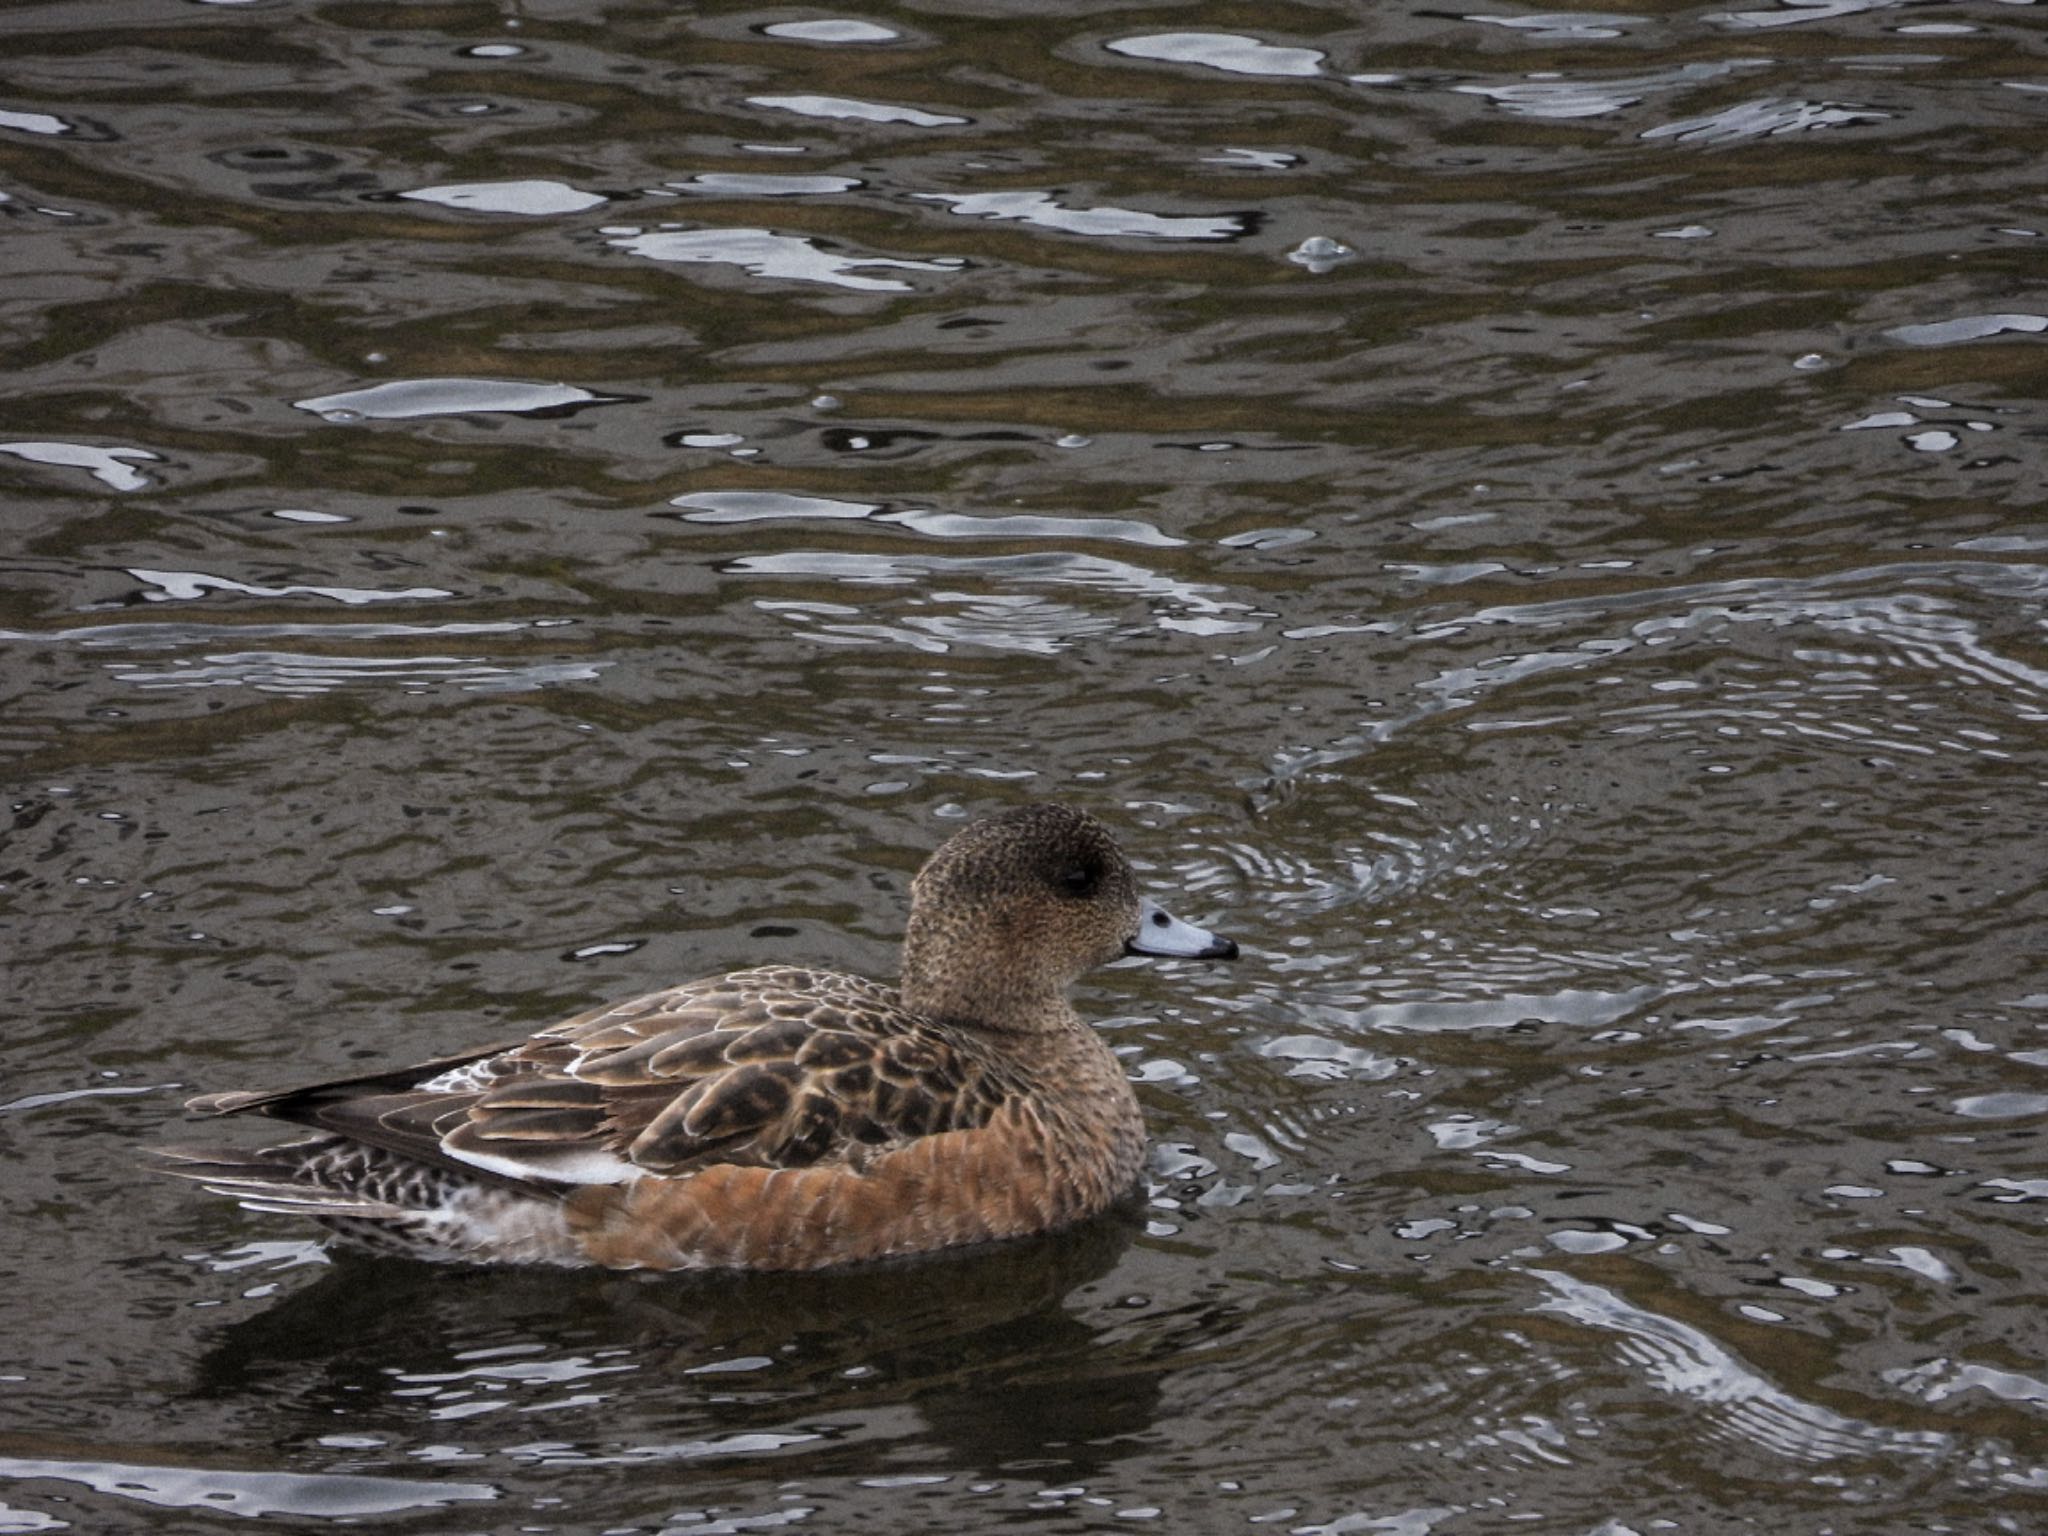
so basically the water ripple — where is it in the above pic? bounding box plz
[1886,313,2047,347]
[0,1455,497,1519]
[293,380,633,421]
[127,569,452,607]
[668,490,1184,546]
[758,593,1118,655]
[399,180,607,215]
[1642,97,1892,143]
[1105,33,1327,79]
[761,20,900,44]
[0,619,534,650]
[0,440,161,490]
[911,190,1252,242]
[1457,63,1741,121]
[107,651,610,695]
[1712,0,1910,29]
[1531,1269,1950,1465]
[607,226,965,291]
[666,173,866,198]
[726,549,1245,616]
[746,94,968,127]
[1464,12,1647,41]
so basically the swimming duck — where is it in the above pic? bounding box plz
[154,804,1236,1270]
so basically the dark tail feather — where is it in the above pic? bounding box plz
[148,1143,411,1221]
[184,1089,281,1116]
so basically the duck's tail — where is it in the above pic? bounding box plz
[149,1140,415,1222]
[149,1135,582,1264]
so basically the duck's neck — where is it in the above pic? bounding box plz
[899,923,1070,1033]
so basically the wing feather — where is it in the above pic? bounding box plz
[190,966,1015,1196]
[188,966,1019,1195]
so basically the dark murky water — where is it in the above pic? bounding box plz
[5,0,2047,1530]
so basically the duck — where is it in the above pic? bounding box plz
[153,803,1237,1270]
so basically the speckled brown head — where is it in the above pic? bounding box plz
[898,804,1235,1030]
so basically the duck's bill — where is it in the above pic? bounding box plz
[1126,897,1238,960]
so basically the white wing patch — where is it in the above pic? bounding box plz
[441,1140,645,1187]
[416,1059,511,1094]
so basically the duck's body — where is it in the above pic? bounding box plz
[156,805,1235,1271]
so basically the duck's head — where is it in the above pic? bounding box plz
[900,803,1235,1029]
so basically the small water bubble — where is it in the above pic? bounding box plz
[1396,1217,1456,1239]
[1780,1275,1844,1298]
[763,19,899,42]
[811,394,842,411]
[1668,1212,1731,1235]
[1286,235,1356,273]
[568,940,645,961]
[1055,433,1093,449]
[1793,352,1827,370]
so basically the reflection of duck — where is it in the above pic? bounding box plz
[191,1206,1140,1398]
[186,1210,1165,1476]
[156,806,1235,1271]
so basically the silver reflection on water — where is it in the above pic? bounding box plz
[0,107,73,134]
[0,1456,497,1519]
[726,548,1247,618]
[1886,312,2048,346]
[292,379,622,419]
[761,20,900,44]
[1711,0,1909,29]
[1531,1270,1950,1465]
[608,226,964,291]
[1457,61,1746,120]
[1641,96,1891,141]
[0,439,161,490]
[399,180,607,215]
[911,190,1249,242]
[746,93,968,126]
[1464,12,1645,39]
[665,173,864,197]
[107,652,612,695]
[671,489,880,522]
[127,568,452,605]
[1105,32,1326,78]
[879,508,1185,547]
[0,618,533,649]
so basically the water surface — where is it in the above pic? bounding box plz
[4,0,2046,1531]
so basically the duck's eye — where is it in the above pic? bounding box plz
[1059,865,1097,897]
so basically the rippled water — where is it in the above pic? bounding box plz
[5,0,2046,1530]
